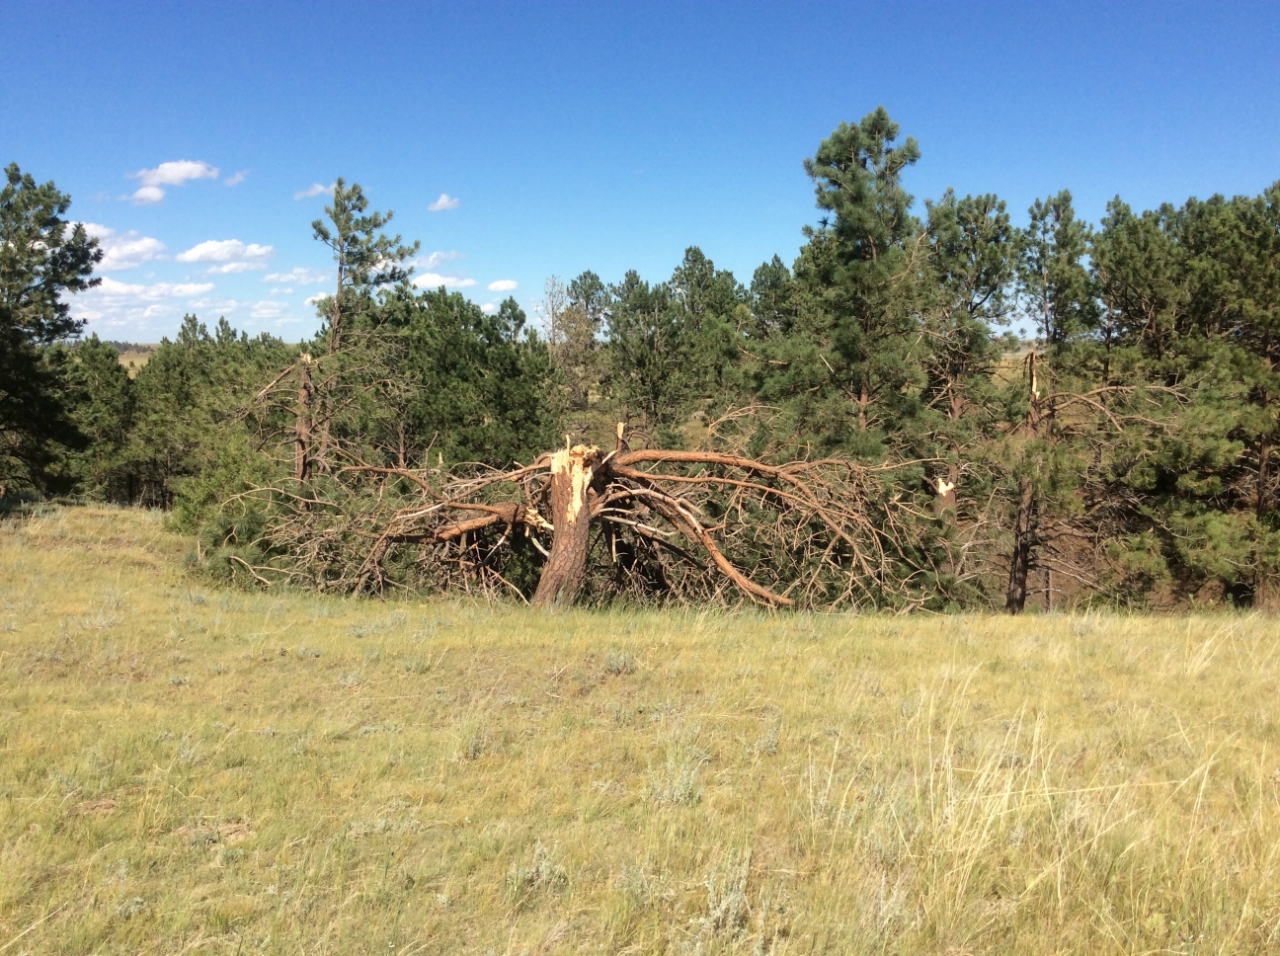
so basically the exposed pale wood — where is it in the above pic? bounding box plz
[533,445,602,607]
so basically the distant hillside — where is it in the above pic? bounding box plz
[93,341,159,375]
[107,340,156,354]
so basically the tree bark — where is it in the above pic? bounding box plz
[533,444,602,607]
[1254,575,1280,611]
[294,355,314,483]
[1253,433,1276,608]
[1258,434,1271,519]
[1005,477,1036,614]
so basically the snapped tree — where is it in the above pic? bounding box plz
[224,420,920,609]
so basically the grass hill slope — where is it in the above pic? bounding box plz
[2,507,1279,953]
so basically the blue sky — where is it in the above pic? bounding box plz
[4,0,1279,341]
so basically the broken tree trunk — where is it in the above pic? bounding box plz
[294,354,314,483]
[933,472,958,517]
[1004,352,1042,614]
[533,444,603,607]
[1005,476,1036,614]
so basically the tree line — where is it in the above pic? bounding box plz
[4,107,1280,611]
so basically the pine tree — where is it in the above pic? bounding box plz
[754,108,928,459]
[748,255,798,339]
[551,270,607,418]
[920,191,1018,479]
[57,335,134,499]
[905,191,1020,599]
[1000,191,1100,612]
[1095,187,1280,606]
[0,163,101,495]
[384,287,561,467]
[604,270,690,446]
[124,316,291,517]
[668,246,748,405]
[305,179,420,473]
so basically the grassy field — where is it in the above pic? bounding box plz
[116,348,155,378]
[2,508,1279,954]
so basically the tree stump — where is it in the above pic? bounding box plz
[533,444,603,607]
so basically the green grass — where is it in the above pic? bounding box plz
[2,506,1279,954]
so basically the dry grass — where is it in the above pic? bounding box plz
[2,506,1279,954]
[111,350,155,379]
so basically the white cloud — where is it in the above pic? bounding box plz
[81,223,166,271]
[187,297,243,313]
[225,170,247,187]
[251,301,307,326]
[204,261,267,274]
[305,293,328,306]
[176,239,273,263]
[95,277,215,299]
[487,279,517,292]
[294,182,335,200]
[135,160,220,188]
[428,193,460,211]
[412,272,476,289]
[71,277,219,331]
[481,303,495,313]
[129,185,166,205]
[250,300,290,321]
[176,239,274,273]
[269,287,294,296]
[415,250,462,270]
[127,160,218,203]
[263,267,329,285]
